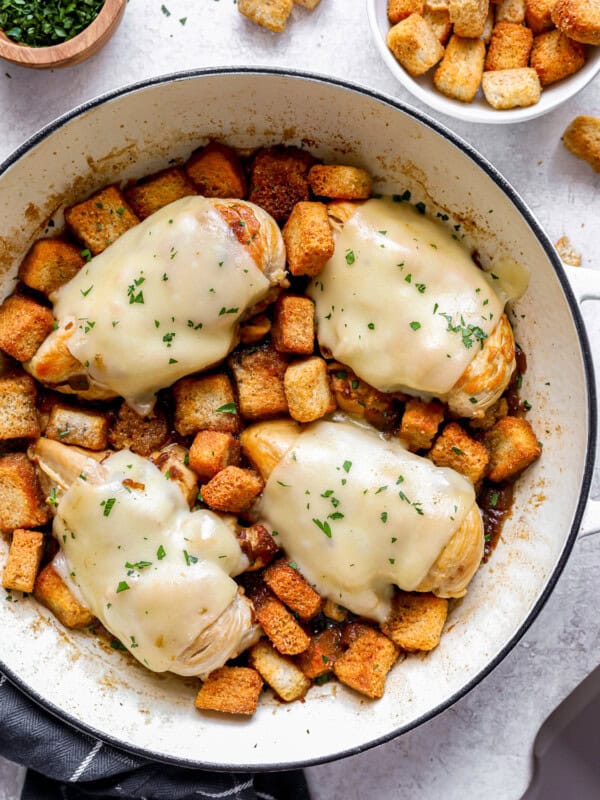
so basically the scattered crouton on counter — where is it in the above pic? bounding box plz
[238,0,322,33]
[562,115,600,172]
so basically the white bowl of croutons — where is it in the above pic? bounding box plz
[368,0,600,122]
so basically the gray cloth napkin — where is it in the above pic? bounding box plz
[0,673,311,800]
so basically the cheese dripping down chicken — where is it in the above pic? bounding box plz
[25,197,286,415]
[243,419,484,622]
[31,438,259,678]
[308,198,529,418]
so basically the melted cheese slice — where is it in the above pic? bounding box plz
[307,198,507,396]
[53,450,245,673]
[53,197,272,414]
[259,420,475,622]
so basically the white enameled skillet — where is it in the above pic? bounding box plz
[0,69,598,771]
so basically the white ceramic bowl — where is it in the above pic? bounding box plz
[367,0,600,124]
[0,69,598,770]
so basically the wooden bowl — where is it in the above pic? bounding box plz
[0,0,126,69]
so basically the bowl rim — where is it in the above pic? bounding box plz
[0,0,125,67]
[365,0,600,124]
[0,66,596,770]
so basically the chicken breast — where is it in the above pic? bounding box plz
[31,438,259,678]
[310,198,525,419]
[26,197,286,414]
[243,418,485,620]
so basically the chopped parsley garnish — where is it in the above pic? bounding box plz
[367,322,375,330]
[101,497,116,516]
[393,190,411,202]
[116,581,130,594]
[168,358,178,364]
[345,249,356,265]
[415,202,426,214]
[415,283,426,293]
[380,512,388,523]
[329,512,344,520]
[439,312,488,350]
[321,489,334,497]
[80,285,93,297]
[389,558,395,565]
[215,403,237,414]
[375,486,388,494]
[342,460,352,473]
[409,321,421,331]
[157,545,166,560]
[523,400,532,411]
[125,561,152,570]
[451,446,463,455]
[48,487,58,506]
[183,550,199,566]
[313,518,332,538]
[162,332,176,347]
[489,491,499,508]
[277,480,291,487]
[351,379,359,389]
[219,307,239,316]
[80,249,92,262]
[469,397,478,404]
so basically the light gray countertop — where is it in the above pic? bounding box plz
[0,2,598,798]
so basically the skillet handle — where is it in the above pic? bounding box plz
[562,266,600,538]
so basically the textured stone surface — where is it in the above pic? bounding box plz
[0,1,599,798]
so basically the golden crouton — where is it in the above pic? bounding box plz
[552,0,600,44]
[272,296,315,355]
[525,0,556,32]
[18,238,84,296]
[34,563,93,629]
[2,529,45,593]
[380,591,448,651]
[284,357,336,423]
[248,147,314,223]
[485,22,533,70]
[399,398,445,451]
[188,430,241,481]
[238,0,294,32]
[173,374,239,435]
[229,345,289,420]
[562,116,600,172]
[388,0,425,22]
[282,202,334,277]
[0,375,40,440]
[45,403,108,451]
[328,364,397,431]
[251,587,310,654]
[65,186,139,256]
[296,627,343,679]
[482,67,542,108]
[426,0,450,9]
[237,523,280,570]
[495,0,526,23]
[250,639,312,701]
[150,444,198,507]
[449,0,489,37]
[0,295,54,363]
[0,454,49,530]
[264,558,323,620]
[185,142,247,199]
[483,416,541,481]
[195,666,263,716]
[201,466,264,513]
[323,598,349,622]
[530,30,587,86]
[308,165,373,200]
[108,402,169,457]
[555,235,582,266]
[295,0,321,8]
[429,422,490,484]
[434,35,486,102]
[423,7,453,42]
[124,167,196,220]
[387,14,446,75]
[239,314,272,345]
[334,623,399,699]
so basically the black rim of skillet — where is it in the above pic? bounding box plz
[0,66,596,773]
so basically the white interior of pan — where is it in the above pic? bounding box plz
[0,72,591,769]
